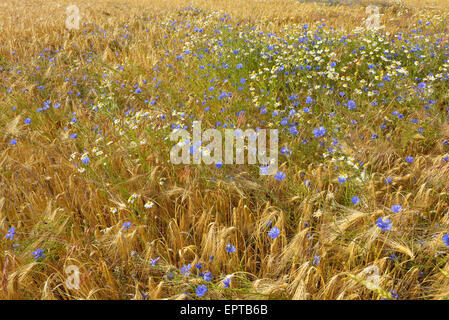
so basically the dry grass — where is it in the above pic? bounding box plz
[1,0,449,300]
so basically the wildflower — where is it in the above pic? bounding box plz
[390,289,399,299]
[259,164,270,175]
[442,234,449,247]
[10,139,17,145]
[313,126,326,138]
[388,254,398,262]
[203,272,212,281]
[280,147,291,156]
[351,196,360,205]
[274,171,286,181]
[313,255,321,266]
[391,205,402,213]
[150,257,160,266]
[347,100,356,110]
[81,154,90,164]
[195,285,208,297]
[32,249,45,260]
[384,177,392,184]
[24,118,31,124]
[110,207,117,214]
[122,222,131,230]
[223,278,231,288]
[6,227,15,240]
[181,264,191,276]
[338,174,347,183]
[289,126,298,136]
[377,217,392,231]
[405,156,414,163]
[144,201,154,209]
[70,133,77,139]
[226,243,236,253]
[127,193,139,204]
[268,227,280,239]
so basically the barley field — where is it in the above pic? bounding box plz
[1,0,449,300]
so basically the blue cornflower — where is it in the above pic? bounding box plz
[313,255,321,266]
[6,227,15,240]
[226,243,236,253]
[215,162,223,169]
[32,249,45,260]
[405,156,414,163]
[10,139,17,145]
[289,126,298,136]
[150,257,160,266]
[388,254,398,262]
[70,133,77,139]
[351,196,360,205]
[122,222,131,230]
[305,96,313,104]
[313,126,326,138]
[442,234,449,247]
[347,100,356,110]
[268,227,280,239]
[390,289,399,299]
[195,285,208,297]
[259,164,270,175]
[280,147,291,156]
[181,264,192,276]
[223,278,231,288]
[377,217,392,231]
[274,171,286,181]
[24,118,31,124]
[385,177,392,184]
[391,205,402,213]
[203,272,212,281]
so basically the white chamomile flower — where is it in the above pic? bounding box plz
[144,201,154,209]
